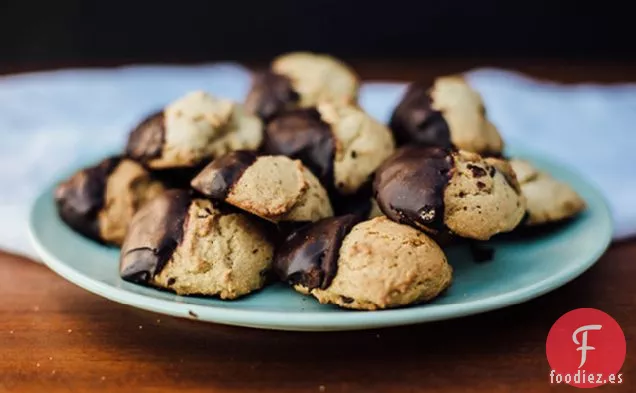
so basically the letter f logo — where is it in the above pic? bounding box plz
[572,324,602,368]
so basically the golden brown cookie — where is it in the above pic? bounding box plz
[262,102,395,196]
[55,157,166,245]
[389,75,503,156]
[373,146,526,241]
[509,159,586,226]
[244,52,359,121]
[126,91,262,169]
[274,215,452,310]
[120,190,274,299]
[191,151,333,223]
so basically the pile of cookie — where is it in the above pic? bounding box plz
[54,52,586,310]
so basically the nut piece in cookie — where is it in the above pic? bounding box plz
[274,215,452,310]
[119,189,274,299]
[191,151,333,223]
[509,159,586,226]
[263,103,395,196]
[55,157,166,245]
[244,52,359,121]
[389,76,503,156]
[126,91,263,169]
[373,146,526,241]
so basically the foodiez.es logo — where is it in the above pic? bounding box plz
[546,308,626,388]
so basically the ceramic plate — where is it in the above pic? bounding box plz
[28,146,613,331]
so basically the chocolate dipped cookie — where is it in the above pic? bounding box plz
[119,189,274,299]
[55,157,166,246]
[262,102,395,196]
[244,52,359,121]
[389,76,503,156]
[190,151,333,223]
[126,91,262,169]
[274,215,452,310]
[373,146,526,241]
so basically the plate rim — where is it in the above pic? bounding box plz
[28,148,614,331]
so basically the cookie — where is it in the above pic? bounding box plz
[274,215,452,310]
[244,51,359,121]
[373,146,526,240]
[242,71,300,122]
[119,189,274,299]
[262,103,395,196]
[190,151,333,223]
[509,159,586,225]
[126,91,262,169]
[389,76,503,156]
[55,157,166,245]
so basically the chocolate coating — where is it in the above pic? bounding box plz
[262,108,335,189]
[332,195,373,220]
[54,156,122,243]
[373,146,454,232]
[388,82,452,148]
[125,111,165,162]
[244,71,300,121]
[190,150,258,200]
[150,162,209,190]
[273,214,361,290]
[119,189,192,284]
[273,221,313,247]
[331,181,373,219]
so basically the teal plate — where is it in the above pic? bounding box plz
[28,147,613,331]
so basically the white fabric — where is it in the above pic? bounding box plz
[0,63,634,260]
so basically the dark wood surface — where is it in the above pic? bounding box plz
[1,60,635,392]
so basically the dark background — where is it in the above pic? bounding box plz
[0,0,634,66]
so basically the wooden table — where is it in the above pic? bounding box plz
[1,60,634,392]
